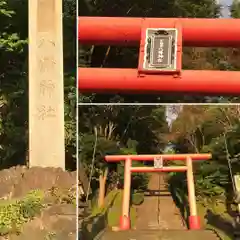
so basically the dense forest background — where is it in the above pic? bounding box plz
[80,104,240,199]
[0,0,76,170]
[79,0,240,103]
[79,104,240,239]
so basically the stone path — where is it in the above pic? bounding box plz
[99,229,220,240]
[135,173,185,230]
[97,173,220,240]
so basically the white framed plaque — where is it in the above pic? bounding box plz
[154,156,163,169]
[143,28,178,71]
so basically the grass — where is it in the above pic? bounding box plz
[0,186,76,238]
[80,190,137,239]
[90,189,137,228]
[91,190,119,217]
[107,190,137,228]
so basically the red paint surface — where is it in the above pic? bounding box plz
[130,166,188,173]
[78,17,240,47]
[78,68,240,94]
[105,154,211,162]
[189,216,201,230]
[119,215,130,230]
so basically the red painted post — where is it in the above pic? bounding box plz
[78,68,240,94]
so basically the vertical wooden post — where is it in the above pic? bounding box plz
[28,0,65,169]
[234,175,240,214]
[186,157,200,229]
[120,157,132,230]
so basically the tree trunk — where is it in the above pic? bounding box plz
[98,168,108,208]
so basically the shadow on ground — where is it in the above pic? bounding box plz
[143,189,172,197]
[205,210,235,240]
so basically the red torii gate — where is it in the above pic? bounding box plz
[105,153,212,231]
[78,17,240,94]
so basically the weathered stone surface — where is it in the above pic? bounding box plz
[10,228,48,240]
[51,217,76,233]
[43,204,76,216]
[0,166,26,199]
[55,170,77,189]
[12,167,76,198]
[0,166,76,240]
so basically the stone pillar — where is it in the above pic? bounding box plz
[28,0,65,169]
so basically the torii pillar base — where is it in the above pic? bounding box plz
[189,216,201,230]
[119,215,130,230]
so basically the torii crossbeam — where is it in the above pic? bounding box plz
[78,17,240,95]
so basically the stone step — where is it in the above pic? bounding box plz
[96,229,220,240]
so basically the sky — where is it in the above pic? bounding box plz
[165,106,181,128]
[219,0,233,17]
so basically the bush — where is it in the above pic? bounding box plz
[0,189,45,236]
[48,186,76,205]
[117,161,150,191]
[132,192,144,206]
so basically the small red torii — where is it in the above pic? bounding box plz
[105,153,212,231]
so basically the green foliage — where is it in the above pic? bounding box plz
[79,106,167,193]
[79,134,121,176]
[0,190,44,235]
[48,186,76,205]
[112,140,149,191]
[120,140,150,191]
[170,105,240,200]
[107,190,137,227]
[90,190,136,227]
[0,0,76,169]
[131,192,144,206]
[81,190,136,239]
[117,160,150,191]
[194,160,230,198]
[64,75,77,169]
[0,1,14,17]
[0,0,28,166]
[0,33,26,52]
[231,0,240,18]
[167,105,240,240]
